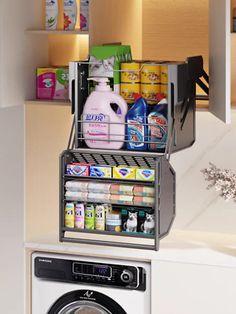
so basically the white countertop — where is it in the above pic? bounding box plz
[25,229,236,268]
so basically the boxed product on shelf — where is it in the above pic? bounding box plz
[66,163,90,176]
[36,67,69,100]
[90,165,112,178]
[113,166,136,180]
[89,45,132,93]
[136,168,155,181]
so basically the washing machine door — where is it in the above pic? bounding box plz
[48,290,127,314]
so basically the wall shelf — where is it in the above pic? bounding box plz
[25,30,89,35]
[25,100,71,106]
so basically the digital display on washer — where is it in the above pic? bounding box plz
[73,262,112,278]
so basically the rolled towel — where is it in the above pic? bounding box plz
[133,186,155,197]
[65,191,88,201]
[110,194,133,205]
[65,181,88,192]
[110,184,134,195]
[133,196,155,207]
[87,193,111,203]
[88,182,111,194]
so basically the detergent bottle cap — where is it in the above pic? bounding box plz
[133,93,142,101]
[88,77,111,91]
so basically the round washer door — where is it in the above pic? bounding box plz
[48,290,127,314]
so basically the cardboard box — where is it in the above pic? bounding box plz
[37,67,69,100]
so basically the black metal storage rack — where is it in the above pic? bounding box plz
[59,56,204,251]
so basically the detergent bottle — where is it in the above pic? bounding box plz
[82,77,128,149]
[126,94,148,151]
[148,96,168,153]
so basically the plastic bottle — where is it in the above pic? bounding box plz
[126,94,148,151]
[148,97,168,153]
[75,203,84,229]
[82,77,128,149]
[45,0,58,30]
[64,0,77,31]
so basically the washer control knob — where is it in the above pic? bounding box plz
[120,269,134,284]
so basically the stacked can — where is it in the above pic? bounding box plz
[141,62,161,105]
[160,65,168,98]
[120,61,141,104]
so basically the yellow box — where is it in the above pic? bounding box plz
[113,166,136,180]
[161,65,168,84]
[136,168,155,181]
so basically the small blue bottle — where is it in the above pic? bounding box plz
[126,94,148,151]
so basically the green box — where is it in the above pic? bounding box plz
[89,45,132,92]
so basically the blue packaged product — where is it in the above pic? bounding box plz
[126,95,148,151]
[148,98,168,153]
[90,165,112,178]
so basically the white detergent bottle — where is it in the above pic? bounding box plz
[82,77,128,149]
[45,0,59,30]
[64,0,77,30]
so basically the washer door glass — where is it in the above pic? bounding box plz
[58,301,111,314]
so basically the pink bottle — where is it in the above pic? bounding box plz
[75,203,85,229]
[82,77,128,149]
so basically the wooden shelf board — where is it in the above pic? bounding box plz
[25,29,89,35]
[25,99,71,106]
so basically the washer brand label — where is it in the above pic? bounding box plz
[84,291,93,298]
[38,258,52,263]
[81,290,96,301]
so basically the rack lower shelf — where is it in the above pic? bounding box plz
[62,227,155,239]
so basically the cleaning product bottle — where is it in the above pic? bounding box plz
[82,77,128,149]
[148,96,168,153]
[126,94,148,151]
[64,0,77,30]
[45,0,59,30]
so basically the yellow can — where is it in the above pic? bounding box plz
[161,65,168,84]
[161,84,168,98]
[121,62,141,83]
[141,83,161,105]
[141,63,161,84]
[120,83,140,104]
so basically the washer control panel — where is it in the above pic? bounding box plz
[35,257,146,291]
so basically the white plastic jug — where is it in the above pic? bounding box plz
[82,78,128,149]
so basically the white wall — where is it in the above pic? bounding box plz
[172,110,236,234]
[0,106,24,313]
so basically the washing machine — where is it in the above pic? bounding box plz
[32,252,151,314]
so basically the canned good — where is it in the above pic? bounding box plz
[95,204,106,231]
[161,65,168,84]
[75,203,85,229]
[141,83,161,105]
[121,61,141,83]
[64,202,75,228]
[141,63,161,84]
[106,212,122,232]
[120,83,140,104]
[85,204,95,230]
[161,84,168,97]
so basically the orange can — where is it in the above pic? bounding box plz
[141,63,161,84]
[141,83,161,105]
[121,83,140,104]
[121,62,141,83]
[161,65,168,84]
[161,84,168,98]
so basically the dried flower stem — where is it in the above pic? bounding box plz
[201,163,236,202]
